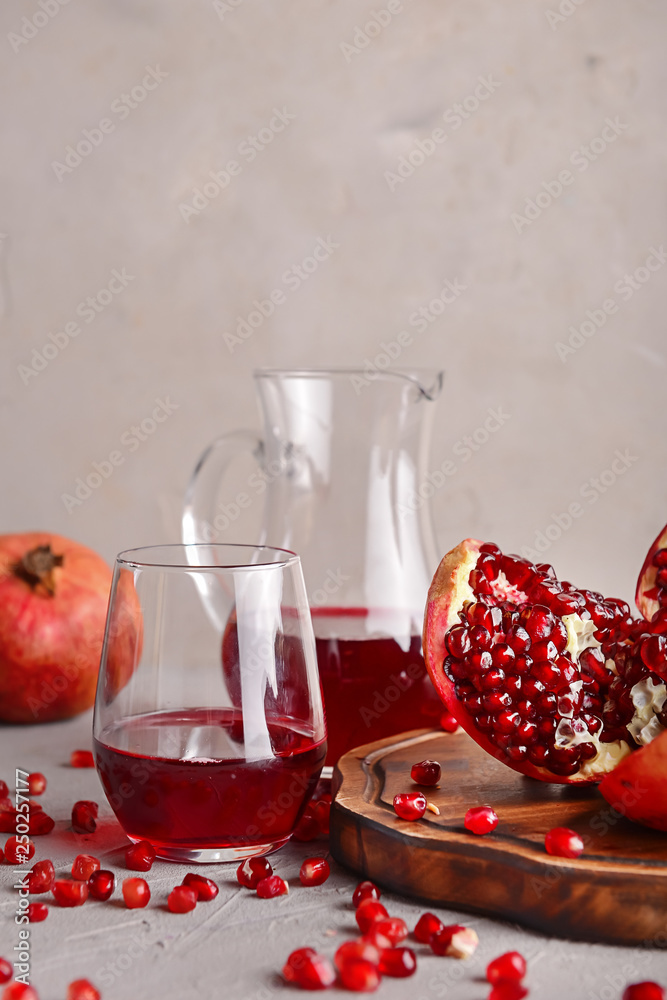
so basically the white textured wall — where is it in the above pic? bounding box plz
[1,0,666,605]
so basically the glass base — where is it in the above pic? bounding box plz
[143,838,289,864]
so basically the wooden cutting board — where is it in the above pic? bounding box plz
[329,728,667,946]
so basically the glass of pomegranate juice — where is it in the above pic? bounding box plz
[93,543,326,862]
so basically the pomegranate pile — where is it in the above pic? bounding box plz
[423,538,667,783]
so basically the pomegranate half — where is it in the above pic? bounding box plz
[636,523,667,624]
[599,727,667,831]
[423,539,667,783]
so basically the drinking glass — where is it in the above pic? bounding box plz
[93,543,326,863]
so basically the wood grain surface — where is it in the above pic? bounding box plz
[329,729,667,946]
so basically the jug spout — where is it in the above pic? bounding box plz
[396,368,444,402]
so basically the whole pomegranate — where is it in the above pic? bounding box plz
[0,532,140,723]
[423,539,666,783]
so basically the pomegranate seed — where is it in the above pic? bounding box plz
[355,899,389,933]
[489,984,528,1000]
[464,806,498,835]
[371,917,408,946]
[622,985,665,1000]
[66,980,101,1000]
[27,774,46,796]
[292,806,321,841]
[27,902,48,922]
[410,760,441,786]
[70,750,95,768]
[182,873,218,901]
[299,857,330,886]
[431,924,479,958]
[237,856,272,889]
[26,860,54,893]
[72,855,100,880]
[414,911,444,943]
[122,877,150,908]
[168,885,197,913]
[363,924,395,950]
[2,985,39,1000]
[52,880,88,907]
[313,798,331,834]
[256,875,288,898]
[71,801,98,834]
[3,837,35,866]
[440,712,459,732]
[544,826,584,858]
[338,957,381,992]
[393,792,426,821]
[378,947,416,978]
[125,840,155,871]
[446,624,472,657]
[88,869,115,901]
[335,940,381,970]
[28,812,54,836]
[283,948,336,989]
[0,958,12,983]
[352,880,381,908]
[487,951,527,983]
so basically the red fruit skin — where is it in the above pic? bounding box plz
[0,532,140,722]
[599,729,667,831]
[623,984,665,1000]
[636,523,667,622]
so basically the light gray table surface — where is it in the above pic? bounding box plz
[0,712,665,1000]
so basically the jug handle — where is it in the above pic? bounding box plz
[182,430,264,545]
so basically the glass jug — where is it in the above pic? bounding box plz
[183,368,445,764]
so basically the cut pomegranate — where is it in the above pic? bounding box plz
[352,881,381,908]
[256,875,288,898]
[355,900,388,933]
[122,877,150,908]
[2,984,39,1000]
[125,840,155,871]
[66,980,101,1000]
[299,857,330,886]
[414,911,444,943]
[70,750,95,768]
[335,940,381,970]
[283,948,336,989]
[338,957,381,992]
[0,958,11,983]
[27,774,46,796]
[599,727,667,831]
[423,539,667,783]
[623,984,665,1000]
[71,801,98,834]
[167,885,197,913]
[88,869,115,901]
[182,873,219,901]
[26,860,54,894]
[430,924,479,958]
[378,947,416,977]
[410,760,441,786]
[636,524,667,626]
[27,902,48,922]
[52,880,88,907]
[489,984,528,1000]
[544,827,584,858]
[3,837,35,865]
[72,855,100,880]
[464,806,498,835]
[237,856,273,889]
[487,951,527,983]
[393,792,427,821]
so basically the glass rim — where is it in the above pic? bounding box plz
[253,366,443,379]
[115,543,300,571]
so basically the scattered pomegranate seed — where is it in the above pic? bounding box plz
[313,797,331,834]
[487,951,527,983]
[2,983,39,1000]
[237,856,273,889]
[414,911,444,943]
[122,877,150,909]
[292,806,321,842]
[125,840,156,871]
[0,848,4,864]
[283,948,336,990]
[4,837,35,865]
[52,880,88,907]
[72,855,100,880]
[28,813,55,836]
[88,870,115,901]
[27,902,48,922]
[70,750,95,768]
[0,781,8,799]
[338,957,381,992]
[256,875,288,898]
[352,880,381,908]
[334,940,381,970]
[0,798,12,813]
[622,985,665,1000]
[464,806,498,835]
[27,774,46,796]
[488,984,528,1000]
[440,712,459,732]
[71,801,98,834]
[168,885,197,913]
[0,958,11,983]
[355,899,389,933]
[299,857,330,887]
[544,826,584,858]
[410,760,441,786]
[369,917,408,947]
[26,860,54,894]
[378,947,417,978]
[182,873,218,901]
[430,924,479,959]
[66,980,101,1000]
[393,792,427,821]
